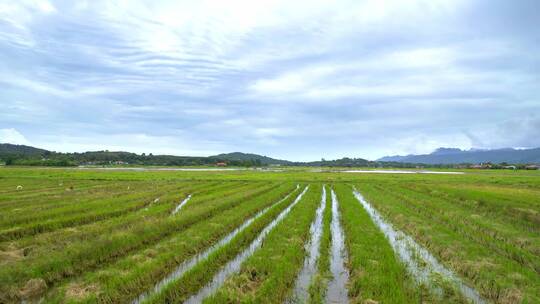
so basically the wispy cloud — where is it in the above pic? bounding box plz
[0,0,539,160]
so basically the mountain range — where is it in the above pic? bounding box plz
[1,143,540,167]
[378,147,540,164]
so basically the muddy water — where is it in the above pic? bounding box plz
[77,167,246,171]
[352,188,486,304]
[183,186,309,304]
[288,186,327,303]
[326,189,349,304]
[341,170,464,175]
[171,194,192,215]
[132,186,300,304]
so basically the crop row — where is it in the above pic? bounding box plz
[46,183,298,303]
[204,185,320,303]
[2,175,536,303]
[356,181,539,303]
[0,181,279,302]
[139,184,455,303]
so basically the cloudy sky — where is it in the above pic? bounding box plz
[0,0,539,161]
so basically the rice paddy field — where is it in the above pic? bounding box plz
[0,167,539,303]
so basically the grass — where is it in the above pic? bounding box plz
[0,166,539,304]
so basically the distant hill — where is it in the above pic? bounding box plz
[378,147,540,164]
[0,144,289,167]
[298,157,372,167]
[376,155,410,162]
[3,143,539,168]
[0,144,377,167]
[0,143,49,156]
[210,152,291,165]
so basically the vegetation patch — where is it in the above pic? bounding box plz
[0,167,538,304]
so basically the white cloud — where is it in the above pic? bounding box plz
[0,0,56,47]
[391,134,473,156]
[247,42,525,102]
[0,0,538,160]
[34,132,224,156]
[0,0,56,28]
[466,115,540,149]
[0,128,31,145]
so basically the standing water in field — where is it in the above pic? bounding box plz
[171,194,192,215]
[288,186,327,303]
[326,189,349,304]
[184,186,309,304]
[352,188,486,304]
[132,186,300,304]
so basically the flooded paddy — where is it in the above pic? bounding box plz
[183,186,309,303]
[171,194,192,215]
[132,187,299,304]
[326,189,349,303]
[289,187,327,303]
[352,188,486,304]
[1,167,536,303]
[341,170,464,174]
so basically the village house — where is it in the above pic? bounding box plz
[111,161,128,165]
[470,163,492,169]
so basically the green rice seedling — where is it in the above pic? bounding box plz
[0,181,148,215]
[374,183,540,273]
[356,182,540,303]
[47,183,297,303]
[333,184,421,303]
[0,167,538,304]
[1,181,250,251]
[378,181,540,270]
[0,183,185,241]
[0,180,106,204]
[104,184,303,304]
[0,182,279,302]
[0,181,243,264]
[0,178,66,193]
[204,185,321,303]
[0,182,220,257]
[307,185,331,304]
[403,182,540,232]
